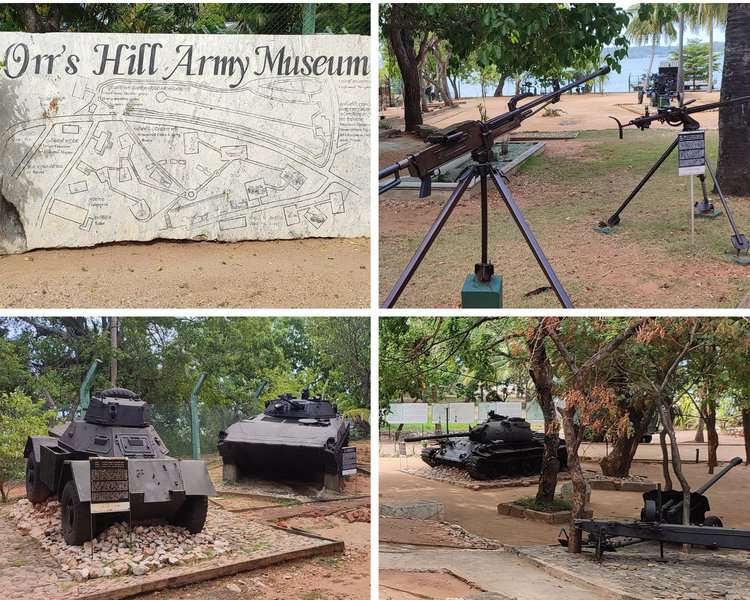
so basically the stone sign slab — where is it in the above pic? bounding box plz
[0,32,370,253]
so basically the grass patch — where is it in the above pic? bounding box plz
[301,592,325,600]
[513,496,571,513]
[314,555,343,568]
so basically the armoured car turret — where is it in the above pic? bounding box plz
[406,411,567,480]
[218,390,350,491]
[24,388,216,545]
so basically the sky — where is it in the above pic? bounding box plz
[614,1,725,44]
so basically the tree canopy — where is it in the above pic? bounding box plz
[0,317,370,455]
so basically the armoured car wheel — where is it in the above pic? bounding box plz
[703,516,723,528]
[464,456,491,480]
[60,480,92,546]
[174,495,208,534]
[420,447,439,467]
[26,456,51,504]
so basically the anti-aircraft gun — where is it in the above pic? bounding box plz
[405,412,567,480]
[379,66,611,308]
[24,387,216,545]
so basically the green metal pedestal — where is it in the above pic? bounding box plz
[461,273,503,308]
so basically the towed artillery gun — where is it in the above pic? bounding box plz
[218,390,351,491]
[24,387,216,545]
[561,457,747,560]
[406,412,567,480]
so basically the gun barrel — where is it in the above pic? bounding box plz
[684,94,750,115]
[404,431,470,442]
[486,65,610,130]
[695,456,743,496]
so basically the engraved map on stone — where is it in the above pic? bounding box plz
[0,33,370,252]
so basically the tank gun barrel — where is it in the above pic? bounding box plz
[404,430,470,442]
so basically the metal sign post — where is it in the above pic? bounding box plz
[89,457,131,547]
[678,131,705,247]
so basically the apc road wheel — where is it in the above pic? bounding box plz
[26,456,51,504]
[174,495,208,534]
[60,480,92,546]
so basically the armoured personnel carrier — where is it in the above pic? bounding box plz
[406,412,567,480]
[218,390,350,491]
[24,388,216,545]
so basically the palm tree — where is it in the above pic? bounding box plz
[716,4,750,193]
[626,4,678,97]
[689,4,728,91]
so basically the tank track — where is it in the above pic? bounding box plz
[420,446,440,467]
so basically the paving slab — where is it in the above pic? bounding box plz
[379,543,610,600]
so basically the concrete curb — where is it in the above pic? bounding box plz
[74,533,344,600]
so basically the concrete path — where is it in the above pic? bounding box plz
[380,543,610,600]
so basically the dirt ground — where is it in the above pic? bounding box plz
[0,237,369,308]
[380,569,481,600]
[2,444,371,600]
[380,432,750,548]
[380,128,750,308]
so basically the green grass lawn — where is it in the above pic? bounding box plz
[380,129,750,308]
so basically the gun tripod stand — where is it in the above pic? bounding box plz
[382,147,573,308]
[596,128,750,260]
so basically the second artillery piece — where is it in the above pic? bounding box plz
[406,412,567,480]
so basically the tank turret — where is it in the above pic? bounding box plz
[218,390,350,491]
[24,388,216,545]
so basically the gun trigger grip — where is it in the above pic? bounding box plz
[419,177,432,198]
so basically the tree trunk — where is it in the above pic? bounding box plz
[387,5,425,132]
[708,18,714,92]
[13,4,45,32]
[742,408,750,464]
[600,406,653,477]
[706,403,719,474]
[659,402,691,531]
[527,328,560,503]
[561,408,584,553]
[431,45,453,107]
[695,416,705,442]
[419,69,429,111]
[643,34,657,95]
[514,76,522,97]
[493,73,509,97]
[659,428,673,491]
[448,74,460,100]
[716,3,750,193]
[677,11,685,98]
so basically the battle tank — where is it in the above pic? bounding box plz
[218,390,350,491]
[406,412,567,480]
[24,388,216,545]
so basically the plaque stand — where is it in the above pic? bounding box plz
[594,128,750,260]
